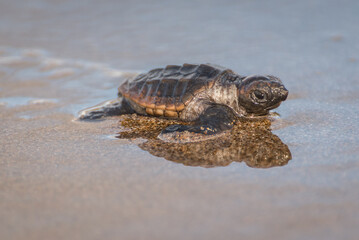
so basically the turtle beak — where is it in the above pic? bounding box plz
[265,101,281,111]
[281,88,288,101]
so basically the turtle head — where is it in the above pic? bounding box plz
[237,75,288,116]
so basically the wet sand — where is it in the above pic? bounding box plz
[1,0,359,239]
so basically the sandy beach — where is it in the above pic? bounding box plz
[1,0,359,239]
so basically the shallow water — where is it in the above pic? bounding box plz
[1,0,359,240]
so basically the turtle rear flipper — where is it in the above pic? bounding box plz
[77,98,134,120]
[158,105,236,143]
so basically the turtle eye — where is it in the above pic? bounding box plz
[253,90,267,102]
[254,90,264,99]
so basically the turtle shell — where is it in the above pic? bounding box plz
[118,64,228,118]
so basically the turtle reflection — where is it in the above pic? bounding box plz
[116,114,291,168]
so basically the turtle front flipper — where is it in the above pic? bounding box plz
[158,105,236,143]
[77,98,134,120]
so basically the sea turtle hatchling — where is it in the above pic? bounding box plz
[79,63,288,142]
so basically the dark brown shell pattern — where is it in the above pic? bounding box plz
[118,64,227,118]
